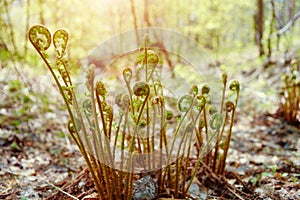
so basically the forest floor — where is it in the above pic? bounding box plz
[0,54,299,199]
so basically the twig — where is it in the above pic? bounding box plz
[226,186,246,200]
[44,180,80,200]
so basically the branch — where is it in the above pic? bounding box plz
[277,10,300,35]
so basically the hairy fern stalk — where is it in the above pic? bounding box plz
[29,25,240,199]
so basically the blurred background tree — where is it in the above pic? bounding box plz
[1,0,300,68]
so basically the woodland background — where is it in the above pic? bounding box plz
[0,0,299,199]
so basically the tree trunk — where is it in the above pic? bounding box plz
[38,0,45,25]
[3,0,18,56]
[129,0,140,43]
[289,0,295,20]
[254,0,264,56]
[144,0,151,26]
[24,0,30,56]
[267,0,277,58]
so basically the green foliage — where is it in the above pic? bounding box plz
[29,25,240,199]
[1,79,33,116]
[11,141,21,150]
[0,44,10,62]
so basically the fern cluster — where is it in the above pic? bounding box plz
[29,25,239,199]
[279,66,300,126]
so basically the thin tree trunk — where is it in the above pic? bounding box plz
[289,0,295,20]
[255,0,265,56]
[267,0,277,57]
[54,0,58,25]
[129,0,140,44]
[3,0,18,56]
[38,0,45,24]
[24,0,30,56]
[144,0,151,26]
